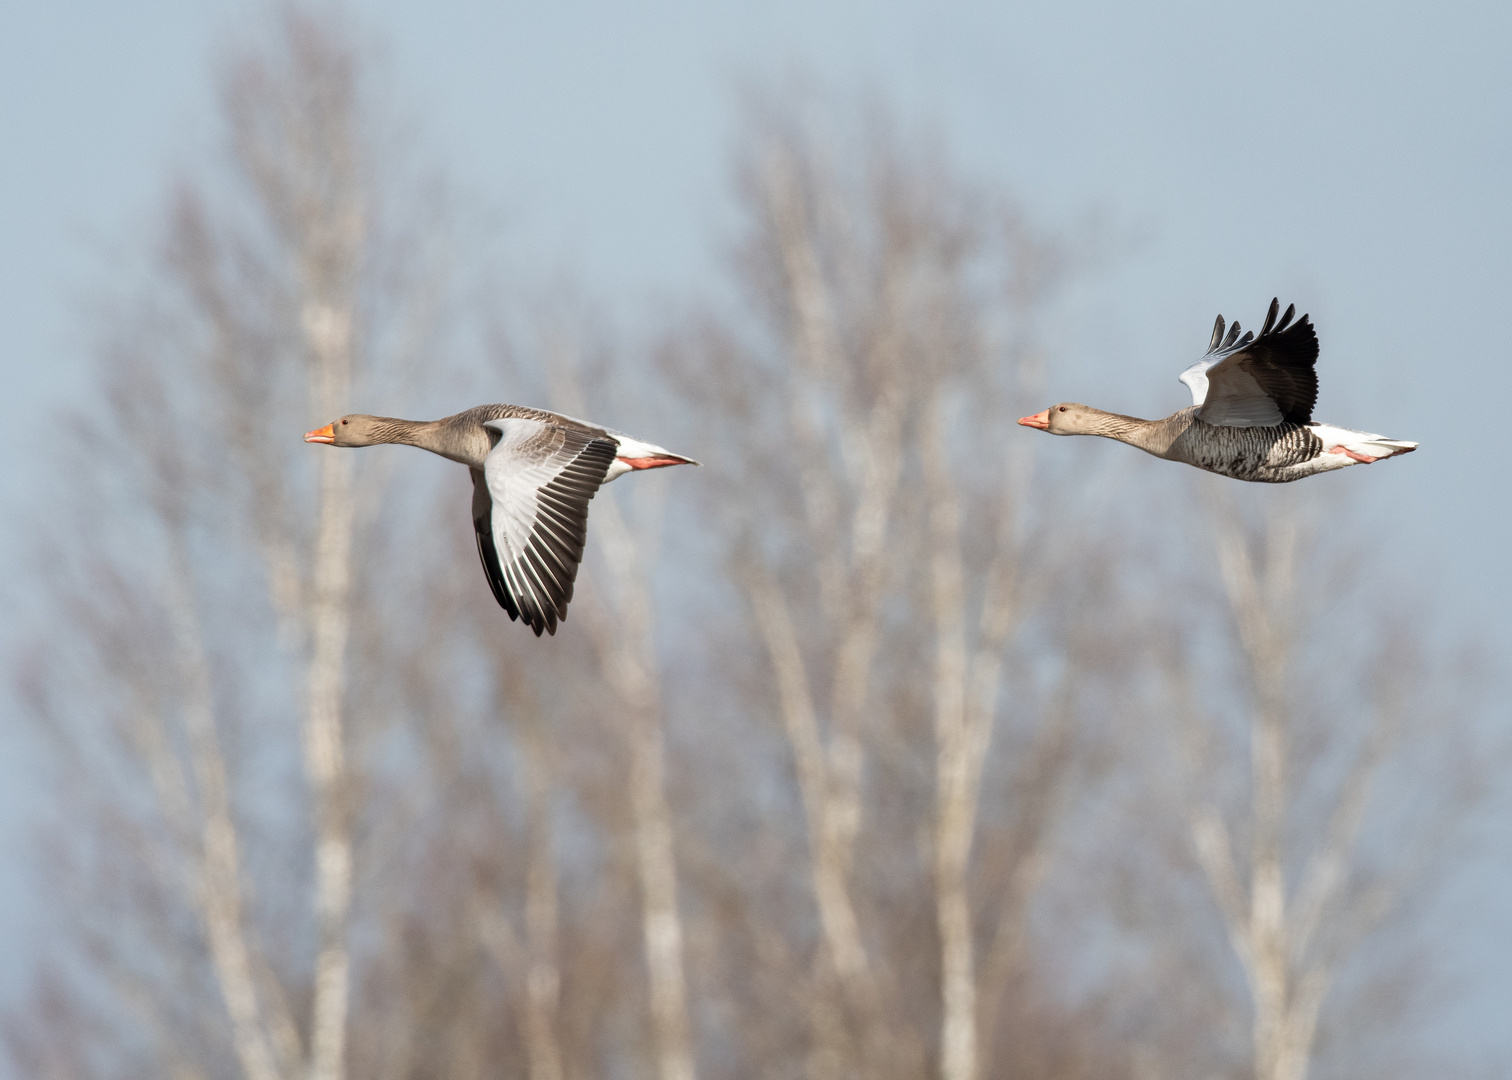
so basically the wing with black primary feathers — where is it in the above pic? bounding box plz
[1178,298,1320,427]
[470,418,618,636]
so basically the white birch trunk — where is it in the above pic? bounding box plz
[754,140,911,1076]
[228,19,369,1076]
[522,720,566,1080]
[1184,501,1416,1080]
[923,400,978,1080]
[585,492,697,1080]
[302,297,357,1080]
[745,572,878,997]
[920,396,1025,1080]
[477,768,566,1080]
[164,556,291,1080]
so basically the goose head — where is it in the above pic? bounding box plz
[1017,403,1103,435]
[304,414,391,447]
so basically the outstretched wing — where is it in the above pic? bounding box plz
[471,418,617,636]
[1178,298,1319,427]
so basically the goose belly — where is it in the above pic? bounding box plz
[1172,421,1325,483]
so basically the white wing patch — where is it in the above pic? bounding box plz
[479,418,616,635]
[1179,361,1213,408]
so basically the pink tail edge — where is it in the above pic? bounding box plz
[617,455,697,470]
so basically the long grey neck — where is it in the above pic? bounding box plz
[366,415,488,467]
[1082,407,1191,458]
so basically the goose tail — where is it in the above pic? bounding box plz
[1311,424,1418,465]
[603,434,700,483]
[1361,438,1418,457]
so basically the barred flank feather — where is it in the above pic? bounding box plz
[1181,419,1324,483]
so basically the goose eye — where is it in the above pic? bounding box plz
[341,419,348,425]
[1057,406,1067,412]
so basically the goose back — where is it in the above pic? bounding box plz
[419,404,613,468]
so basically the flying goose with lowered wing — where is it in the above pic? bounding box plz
[1017,298,1416,482]
[305,404,697,635]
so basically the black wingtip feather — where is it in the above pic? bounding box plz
[1204,298,1319,425]
[1260,297,1280,336]
[474,519,521,621]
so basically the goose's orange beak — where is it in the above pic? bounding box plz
[1018,410,1050,430]
[304,423,335,444]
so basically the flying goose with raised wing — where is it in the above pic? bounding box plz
[305,404,697,635]
[1017,298,1416,482]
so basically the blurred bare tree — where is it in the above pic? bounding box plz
[1148,485,1486,1080]
[3,9,1490,1080]
[6,7,450,1080]
[664,96,1132,1080]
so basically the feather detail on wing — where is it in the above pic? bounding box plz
[471,419,617,636]
[1178,298,1320,427]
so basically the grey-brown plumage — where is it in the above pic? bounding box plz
[1018,299,1417,482]
[1047,405,1327,483]
[305,404,697,635]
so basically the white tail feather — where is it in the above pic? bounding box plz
[601,432,699,483]
[1309,424,1418,462]
[612,434,679,460]
[1358,439,1417,456]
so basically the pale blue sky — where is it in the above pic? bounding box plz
[2,0,1508,1066]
